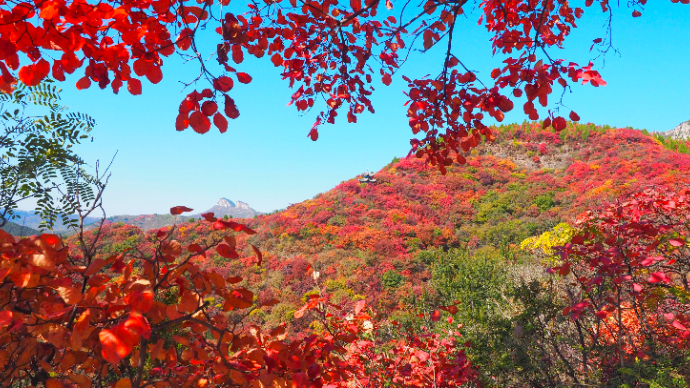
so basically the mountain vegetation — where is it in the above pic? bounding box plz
[49,121,690,387]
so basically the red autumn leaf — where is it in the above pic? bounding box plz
[224,95,240,119]
[213,219,256,234]
[431,310,441,322]
[189,111,211,134]
[125,289,154,313]
[170,206,193,215]
[251,244,262,266]
[569,111,580,121]
[354,300,366,315]
[382,73,392,86]
[648,272,670,284]
[216,243,239,259]
[127,78,142,95]
[201,101,218,116]
[552,116,567,131]
[146,65,163,84]
[213,113,228,133]
[176,28,193,51]
[76,76,91,90]
[18,59,50,87]
[176,113,189,131]
[0,311,12,327]
[669,238,685,247]
[236,72,252,84]
[213,76,234,92]
[201,212,216,222]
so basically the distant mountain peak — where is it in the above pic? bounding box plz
[216,198,236,208]
[202,198,261,219]
[663,120,690,140]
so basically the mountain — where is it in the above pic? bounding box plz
[103,213,191,231]
[3,210,99,233]
[81,122,690,327]
[199,197,262,219]
[663,119,690,140]
[1,221,40,236]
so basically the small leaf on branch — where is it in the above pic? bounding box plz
[236,72,252,84]
[170,206,193,215]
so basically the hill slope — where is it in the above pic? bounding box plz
[82,122,690,326]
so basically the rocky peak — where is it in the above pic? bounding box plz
[216,198,236,208]
[236,201,250,210]
[663,120,690,140]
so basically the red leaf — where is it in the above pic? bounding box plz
[189,111,211,134]
[146,65,163,84]
[18,59,50,87]
[382,73,392,86]
[213,76,234,92]
[354,300,366,315]
[569,111,580,121]
[552,116,567,131]
[431,310,441,322]
[127,78,142,95]
[170,206,193,215]
[669,238,685,247]
[201,101,218,116]
[76,76,91,90]
[0,311,12,327]
[236,72,252,84]
[201,212,216,222]
[648,272,670,284]
[216,244,239,259]
[224,95,240,119]
[213,219,256,234]
[251,244,262,266]
[213,113,228,133]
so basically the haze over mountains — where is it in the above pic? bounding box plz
[1,198,262,235]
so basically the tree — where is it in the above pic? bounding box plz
[0,81,100,230]
[0,0,682,171]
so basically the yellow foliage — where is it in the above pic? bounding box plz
[520,223,575,256]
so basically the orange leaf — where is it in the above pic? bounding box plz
[57,286,83,305]
[0,311,13,327]
[115,378,132,388]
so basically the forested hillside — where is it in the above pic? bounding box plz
[85,122,690,320]
[35,121,690,386]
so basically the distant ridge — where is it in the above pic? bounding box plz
[663,120,690,140]
[200,198,261,219]
[1,221,40,236]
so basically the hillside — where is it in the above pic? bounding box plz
[80,122,690,327]
[0,221,40,236]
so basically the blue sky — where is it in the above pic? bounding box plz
[45,1,690,216]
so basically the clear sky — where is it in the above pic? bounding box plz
[41,1,690,216]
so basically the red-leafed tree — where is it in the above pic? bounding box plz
[0,0,683,170]
[551,186,690,384]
